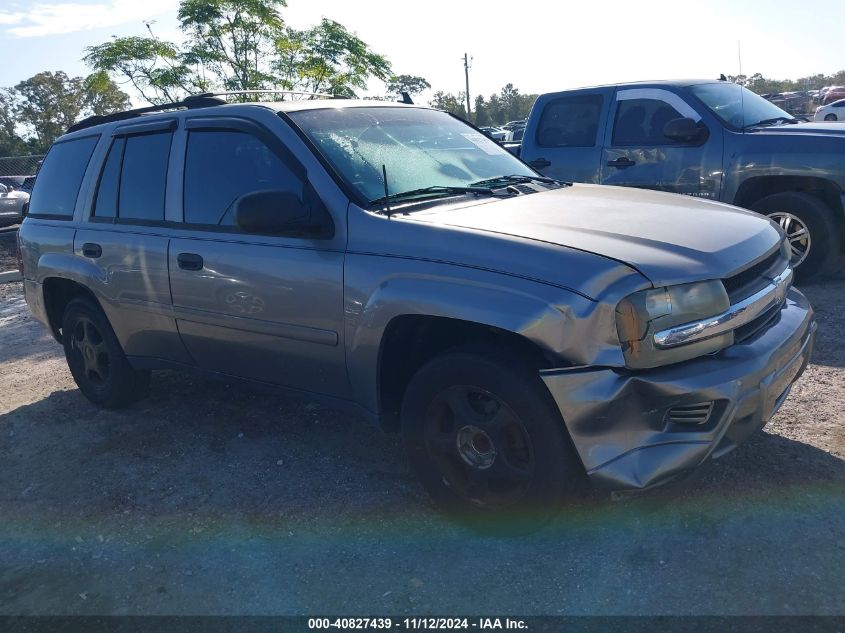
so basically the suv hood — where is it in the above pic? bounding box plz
[406,184,782,287]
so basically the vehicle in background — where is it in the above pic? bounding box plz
[822,86,845,104]
[519,79,845,281]
[501,119,526,130]
[505,126,525,142]
[815,99,845,121]
[479,126,506,141]
[0,183,29,226]
[18,93,815,526]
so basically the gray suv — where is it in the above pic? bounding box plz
[19,94,816,524]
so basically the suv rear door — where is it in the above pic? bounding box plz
[520,88,612,183]
[167,115,349,398]
[599,87,724,199]
[75,119,192,364]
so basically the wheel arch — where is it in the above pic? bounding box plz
[733,175,844,225]
[41,276,102,343]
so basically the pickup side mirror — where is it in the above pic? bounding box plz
[663,117,708,144]
[234,189,320,235]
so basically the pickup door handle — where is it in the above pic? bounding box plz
[607,157,636,169]
[177,252,204,271]
[529,158,551,169]
[81,243,102,258]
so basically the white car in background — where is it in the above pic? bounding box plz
[814,99,845,121]
[0,184,30,226]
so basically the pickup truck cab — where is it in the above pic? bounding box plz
[18,94,815,527]
[520,80,845,281]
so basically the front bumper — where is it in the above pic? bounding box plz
[541,287,816,490]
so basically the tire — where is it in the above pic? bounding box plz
[824,113,837,121]
[400,348,585,532]
[61,295,150,408]
[751,192,839,283]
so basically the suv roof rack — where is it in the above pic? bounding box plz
[66,90,333,134]
[66,94,227,134]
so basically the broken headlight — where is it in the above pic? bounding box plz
[615,280,732,369]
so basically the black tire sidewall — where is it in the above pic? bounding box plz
[824,114,837,121]
[752,192,839,282]
[400,350,584,523]
[61,296,147,408]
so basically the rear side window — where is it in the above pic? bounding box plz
[92,137,125,218]
[118,132,172,221]
[536,94,603,147]
[183,130,302,226]
[28,136,99,218]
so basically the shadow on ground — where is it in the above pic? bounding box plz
[0,371,843,616]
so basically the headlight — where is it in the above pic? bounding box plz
[615,280,732,369]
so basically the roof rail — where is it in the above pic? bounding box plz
[66,94,226,134]
[66,89,335,134]
[185,90,334,101]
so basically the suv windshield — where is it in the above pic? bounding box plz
[690,82,796,130]
[287,107,535,205]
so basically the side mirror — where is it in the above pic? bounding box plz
[21,202,29,219]
[234,189,318,235]
[663,117,707,143]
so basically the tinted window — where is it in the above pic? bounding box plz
[183,130,303,226]
[93,137,125,218]
[536,94,603,147]
[118,132,172,221]
[28,136,99,217]
[612,98,685,145]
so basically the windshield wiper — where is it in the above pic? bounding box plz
[369,185,499,208]
[743,116,799,130]
[469,174,569,187]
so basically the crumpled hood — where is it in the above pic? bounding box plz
[406,184,782,287]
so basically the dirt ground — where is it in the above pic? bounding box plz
[0,229,17,271]
[0,270,843,616]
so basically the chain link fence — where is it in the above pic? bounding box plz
[0,155,44,191]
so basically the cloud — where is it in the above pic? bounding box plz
[0,0,173,38]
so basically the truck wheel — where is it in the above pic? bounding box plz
[400,349,585,532]
[752,192,839,283]
[61,296,150,408]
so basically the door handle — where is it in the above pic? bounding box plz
[81,243,102,258]
[177,252,204,271]
[529,158,551,169]
[607,157,636,169]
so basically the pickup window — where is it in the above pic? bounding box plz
[118,132,172,222]
[612,98,686,146]
[536,94,603,148]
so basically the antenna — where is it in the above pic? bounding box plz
[737,40,746,130]
[382,164,392,217]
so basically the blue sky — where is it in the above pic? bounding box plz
[0,0,843,103]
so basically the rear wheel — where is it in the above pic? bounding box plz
[61,296,150,408]
[751,192,839,283]
[400,349,585,532]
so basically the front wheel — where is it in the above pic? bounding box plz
[824,113,837,121]
[400,349,585,531]
[62,296,150,408]
[752,192,839,283]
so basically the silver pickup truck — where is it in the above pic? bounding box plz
[18,94,816,525]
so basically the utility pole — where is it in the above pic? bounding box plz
[463,53,472,121]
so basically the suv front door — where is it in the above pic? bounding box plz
[600,87,724,200]
[167,115,349,399]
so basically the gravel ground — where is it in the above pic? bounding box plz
[0,230,18,272]
[0,276,843,616]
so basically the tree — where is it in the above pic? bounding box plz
[386,74,430,99]
[82,71,132,116]
[85,1,392,103]
[429,90,466,118]
[274,19,391,97]
[13,71,86,149]
[1,70,131,154]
